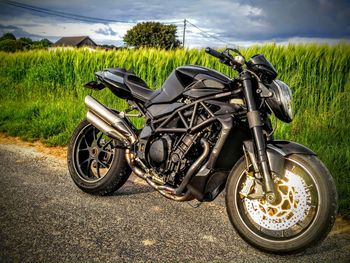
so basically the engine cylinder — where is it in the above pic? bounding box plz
[149,138,168,164]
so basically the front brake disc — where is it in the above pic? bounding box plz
[243,170,311,231]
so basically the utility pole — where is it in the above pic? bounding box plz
[183,19,186,48]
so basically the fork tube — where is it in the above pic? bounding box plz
[240,70,276,202]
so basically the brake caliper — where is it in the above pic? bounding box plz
[240,171,264,199]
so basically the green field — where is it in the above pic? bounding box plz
[0,44,349,214]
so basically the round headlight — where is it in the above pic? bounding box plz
[266,80,293,123]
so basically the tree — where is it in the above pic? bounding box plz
[0,33,52,52]
[123,22,181,49]
[38,38,52,47]
[0,32,16,41]
[31,38,52,49]
[0,39,24,52]
[19,37,33,45]
[18,37,33,49]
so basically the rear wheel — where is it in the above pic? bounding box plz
[226,154,338,253]
[67,119,131,195]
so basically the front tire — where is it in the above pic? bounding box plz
[226,154,338,253]
[68,119,131,195]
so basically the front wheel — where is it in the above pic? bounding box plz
[225,154,338,253]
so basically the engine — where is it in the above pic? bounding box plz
[148,134,172,166]
[137,103,222,187]
[147,133,200,185]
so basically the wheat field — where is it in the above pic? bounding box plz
[0,44,349,213]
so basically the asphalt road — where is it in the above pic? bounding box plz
[0,143,349,262]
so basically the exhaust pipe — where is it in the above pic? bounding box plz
[84,95,137,144]
[125,149,192,201]
[86,111,128,144]
[175,138,210,195]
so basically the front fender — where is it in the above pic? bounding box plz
[267,140,316,177]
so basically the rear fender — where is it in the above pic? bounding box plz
[84,81,105,91]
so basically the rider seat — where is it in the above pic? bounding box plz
[124,75,160,102]
[101,68,160,103]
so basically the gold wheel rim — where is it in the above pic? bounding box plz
[238,157,319,238]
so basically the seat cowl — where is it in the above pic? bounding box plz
[96,67,159,103]
[105,67,134,75]
[95,68,127,87]
[104,71,125,86]
[95,68,131,99]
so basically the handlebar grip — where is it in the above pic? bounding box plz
[205,47,224,59]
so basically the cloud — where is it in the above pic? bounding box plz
[0,23,51,40]
[231,0,350,40]
[95,26,117,36]
[0,12,133,44]
[0,0,349,47]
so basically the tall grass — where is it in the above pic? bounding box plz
[0,44,349,214]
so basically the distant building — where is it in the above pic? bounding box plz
[51,36,97,50]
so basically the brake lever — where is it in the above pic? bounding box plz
[218,50,231,64]
[225,48,245,60]
[219,57,232,66]
[223,49,233,59]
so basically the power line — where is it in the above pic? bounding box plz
[186,20,233,46]
[1,0,233,46]
[2,0,135,23]
[163,21,184,25]
[1,1,181,24]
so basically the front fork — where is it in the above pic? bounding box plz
[240,71,276,203]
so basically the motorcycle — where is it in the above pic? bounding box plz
[67,47,338,253]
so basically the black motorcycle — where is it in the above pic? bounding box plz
[68,47,337,253]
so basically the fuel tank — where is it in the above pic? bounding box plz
[149,65,232,105]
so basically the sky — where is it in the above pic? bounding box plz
[0,0,349,47]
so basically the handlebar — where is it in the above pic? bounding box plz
[205,47,245,71]
[205,47,224,60]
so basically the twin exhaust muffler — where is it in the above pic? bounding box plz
[84,95,137,145]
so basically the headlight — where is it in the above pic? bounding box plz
[266,80,293,123]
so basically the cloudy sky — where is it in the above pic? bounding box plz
[0,0,349,47]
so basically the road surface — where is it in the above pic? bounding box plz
[0,143,349,262]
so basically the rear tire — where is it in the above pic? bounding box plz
[67,119,131,195]
[226,154,338,253]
